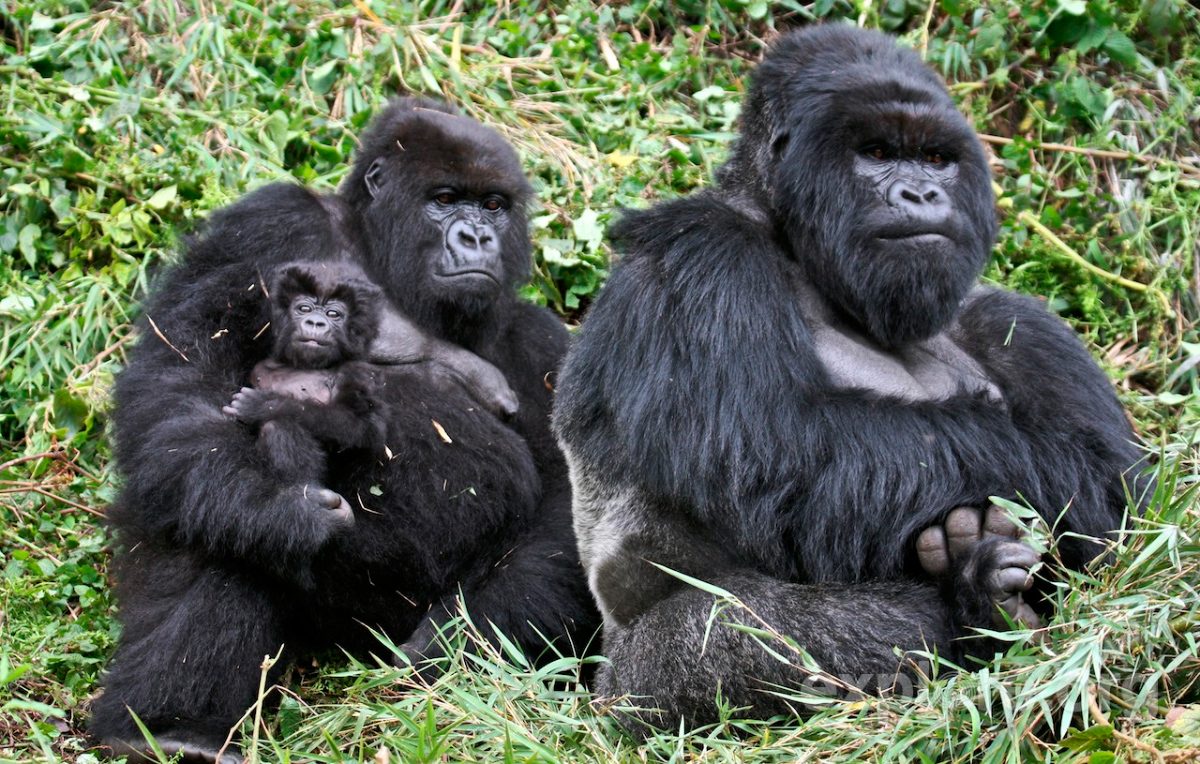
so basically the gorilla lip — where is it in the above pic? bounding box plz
[436,269,501,284]
[875,232,951,243]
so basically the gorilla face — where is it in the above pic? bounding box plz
[737,26,997,348]
[417,186,512,290]
[270,261,382,370]
[342,98,533,330]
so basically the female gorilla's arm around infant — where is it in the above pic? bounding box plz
[553,25,1147,732]
[90,99,597,763]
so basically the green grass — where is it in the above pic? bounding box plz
[2,0,1199,761]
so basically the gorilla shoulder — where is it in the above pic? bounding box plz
[610,190,784,276]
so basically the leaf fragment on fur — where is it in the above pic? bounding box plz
[432,419,452,443]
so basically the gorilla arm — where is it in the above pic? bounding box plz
[108,185,357,580]
[228,360,386,452]
[370,302,519,418]
[953,289,1147,567]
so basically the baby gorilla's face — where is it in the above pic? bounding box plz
[282,292,351,369]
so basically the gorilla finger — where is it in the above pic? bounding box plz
[992,566,1034,594]
[221,405,239,417]
[994,541,1040,571]
[994,595,1042,630]
[1013,601,1044,631]
[313,489,354,527]
[983,505,1021,539]
[915,526,950,576]
[310,487,343,509]
[495,390,520,420]
[945,506,982,561]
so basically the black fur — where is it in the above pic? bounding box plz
[91,98,597,759]
[553,25,1145,732]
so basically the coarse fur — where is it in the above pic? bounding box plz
[553,24,1146,733]
[91,98,597,761]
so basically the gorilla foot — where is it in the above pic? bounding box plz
[102,736,243,764]
[916,506,1042,629]
[395,624,451,681]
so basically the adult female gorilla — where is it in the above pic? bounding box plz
[554,25,1145,731]
[91,99,595,763]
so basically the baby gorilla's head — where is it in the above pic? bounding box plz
[271,261,383,369]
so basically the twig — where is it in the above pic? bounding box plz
[146,315,190,362]
[1088,688,1164,763]
[31,486,106,517]
[980,133,1200,178]
[214,645,284,763]
[0,484,106,518]
[74,332,133,382]
[918,0,938,58]
[1,527,63,566]
[249,650,278,764]
[0,451,64,474]
[1016,210,1175,316]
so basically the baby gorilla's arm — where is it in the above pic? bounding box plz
[227,362,385,452]
[370,305,519,418]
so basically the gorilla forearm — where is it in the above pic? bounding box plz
[111,277,350,576]
[370,304,519,419]
[230,388,382,452]
[600,574,957,730]
[110,399,345,576]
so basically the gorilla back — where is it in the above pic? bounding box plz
[92,99,596,763]
[553,25,1145,732]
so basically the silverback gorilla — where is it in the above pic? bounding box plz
[553,25,1146,731]
[92,99,596,763]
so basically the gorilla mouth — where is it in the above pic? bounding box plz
[876,232,951,243]
[436,269,501,284]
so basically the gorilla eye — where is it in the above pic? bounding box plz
[297,304,312,313]
[326,308,342,319]
[434,192,456,206]
[861,143,890,161]
[925,151,947,165]
[482,196,505,212]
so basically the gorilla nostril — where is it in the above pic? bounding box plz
[458,230,479,248]
[900,187,922,204]
[923,189,942,204]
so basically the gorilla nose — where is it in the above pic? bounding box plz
[447,219,500,264]
[456,224,494,250]
[887,179,949,222]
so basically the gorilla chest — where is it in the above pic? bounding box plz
[794,280,1001,403]
[809,324,1001,403]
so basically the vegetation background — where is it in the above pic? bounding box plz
[1,0,1199,761]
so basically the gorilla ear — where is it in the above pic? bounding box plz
[364,158,386,200]
[770,131,791,159]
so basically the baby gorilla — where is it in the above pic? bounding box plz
[224,260,518,519]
